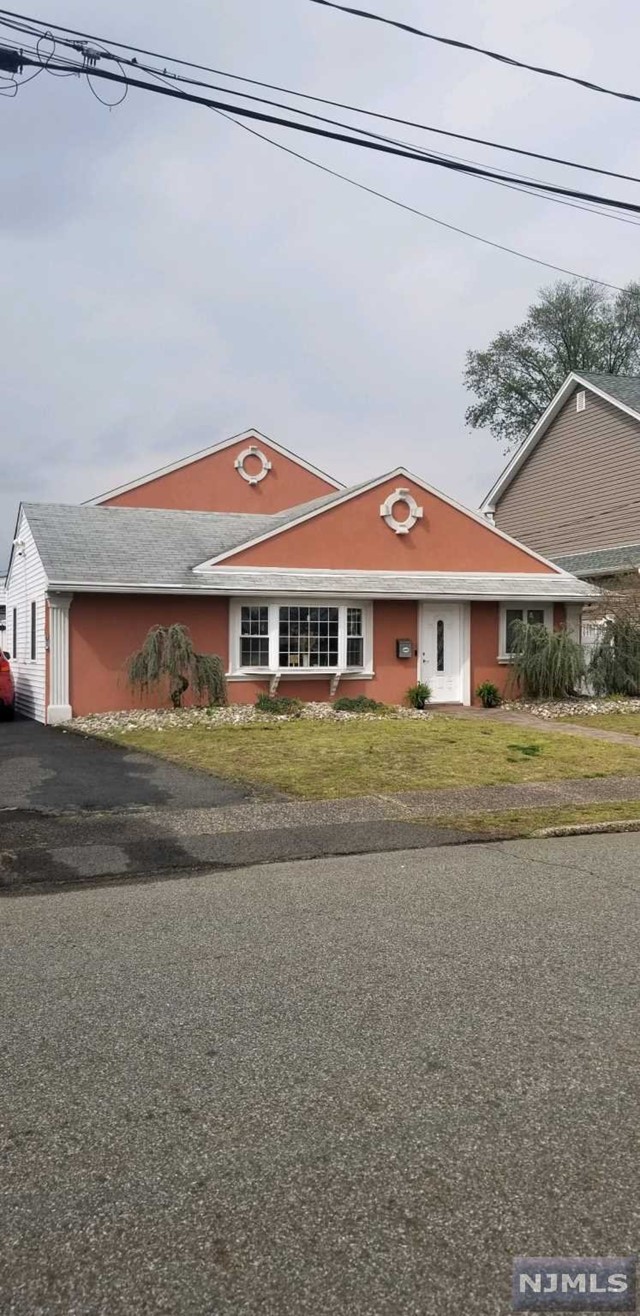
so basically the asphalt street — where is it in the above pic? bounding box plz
[1,833,638,1315]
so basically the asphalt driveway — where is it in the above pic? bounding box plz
[0,717,255,812]
[0,720,480,888]
[1,833,638,1315]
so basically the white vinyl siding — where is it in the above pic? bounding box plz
[5,511,48,721]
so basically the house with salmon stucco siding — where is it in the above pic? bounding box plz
[4,428,598,722]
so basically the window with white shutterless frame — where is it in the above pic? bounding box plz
[229,600,373,675]
[499,602,553,660]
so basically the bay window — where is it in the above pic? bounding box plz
[231,601,372,674]
[499,603,553,660]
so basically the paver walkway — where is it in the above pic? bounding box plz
[442,704,640,746]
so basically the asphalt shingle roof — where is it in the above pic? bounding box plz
[22,491,597,599]
[553,543,640,578]
[187,569,599,600]
[22,502,310,587]
[578,372,640,415]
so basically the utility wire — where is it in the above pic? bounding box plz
[12,50,640,219]
[108,51,640,228]
[309,0,640,107]
[27,41,640,228]
[1,6,639,186]
[211,108,623,290]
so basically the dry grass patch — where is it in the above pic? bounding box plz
[104,716,640,800]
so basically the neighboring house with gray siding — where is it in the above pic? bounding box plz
[481,372,640,582]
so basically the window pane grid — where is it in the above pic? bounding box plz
[240,605,269,667]
[279,606,339,668]
[346,607,363,667]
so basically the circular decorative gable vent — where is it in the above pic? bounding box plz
[234,444,272,485]
[380,487,424,535]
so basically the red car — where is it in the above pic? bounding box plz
[0,649,15,720]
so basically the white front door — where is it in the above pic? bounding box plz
[420,604,465,703]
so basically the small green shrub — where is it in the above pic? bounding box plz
[589,618,640,696]
[475,681,502,708]
[509,621,586,700]
[255,693,303,716]
[406,681,432,710]
[333,694,385,713]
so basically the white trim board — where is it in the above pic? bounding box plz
[193,465,567,574]
[481,372,640,514]
[86,428,344,505]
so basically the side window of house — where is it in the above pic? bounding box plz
[505,607,545,654]
[31,600,37,661]
[12,607,17,660]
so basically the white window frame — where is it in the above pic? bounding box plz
[229,599,374,678]
[498,602,554,662]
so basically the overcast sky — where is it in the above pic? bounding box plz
[2,0,639,567]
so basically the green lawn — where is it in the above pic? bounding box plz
[427,800,640,838]
[103,716,640,799]
[559,712,640,736]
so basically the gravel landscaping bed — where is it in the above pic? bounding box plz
[71,703,429,735]
[501,697,640,719]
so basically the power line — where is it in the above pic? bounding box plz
[33,42,640,228]
[11,50,640,219]
[1,7,639,186]
[309,0,640,108]
[120,54,640,229]
[211,108,623,290]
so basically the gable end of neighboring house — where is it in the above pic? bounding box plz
[484,376,640,561]
[4,509,48,722]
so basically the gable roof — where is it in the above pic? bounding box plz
[577,372,640,412]
[22,500,319,588]
[552,542,640,579]
[86,428,344,505]
[18,497,598,599]
[481,371,640,513]
[193,466,566,574]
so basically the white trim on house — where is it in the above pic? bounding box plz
[41,570,597,602]
[47,593,72,724]
[481,372,640,514]
[227,598,374,691]
[86,429,344,505]
[193,466,569,574]
[497,601,554,662]
[4,510,48,722]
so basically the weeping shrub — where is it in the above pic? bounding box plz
[127,623,227,708]
[589,618,640,696]
[509,621,586,700]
